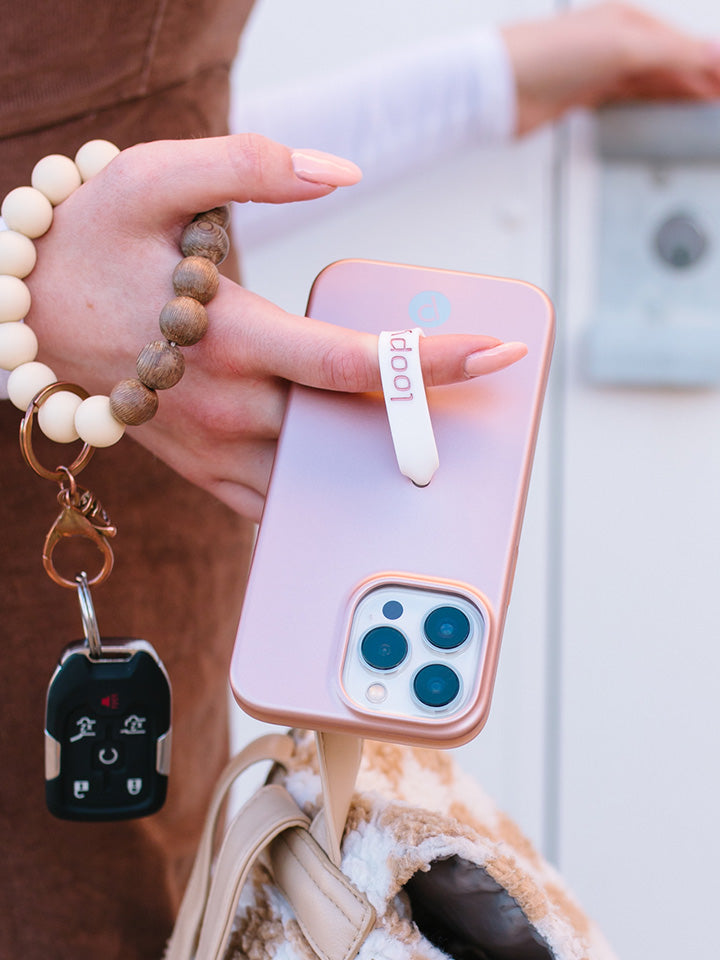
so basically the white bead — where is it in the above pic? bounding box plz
[0,274,31,323]
[38,390,82,443]
[74,140,120,182]
[31,154,82,205]
[1,186,54,238]
[0,231,37,278]
[7,361,57,410]
[0,321,38,369]
[75,395,126,447]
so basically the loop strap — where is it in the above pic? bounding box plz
[311,731,363,867]
[378,328,439,486]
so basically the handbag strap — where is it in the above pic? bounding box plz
[165,732,375,960]
[166,732,297,960]
[270,825,376,960]
[194,783,308,960]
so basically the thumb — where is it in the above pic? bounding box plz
[100,134,362,225]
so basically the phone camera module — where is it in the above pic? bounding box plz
[360,626,408,671]
[424,606,470,650]
[413,663,460,708]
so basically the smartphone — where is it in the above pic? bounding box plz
[230,259,554,748]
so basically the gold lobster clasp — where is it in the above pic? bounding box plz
[19,380,117,589]
[43,483,117,589]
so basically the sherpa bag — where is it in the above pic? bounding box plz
[166,730,616,960]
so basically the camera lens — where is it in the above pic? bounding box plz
[413,663,460,708]
[424,606,470,650]
[360,627,408,671]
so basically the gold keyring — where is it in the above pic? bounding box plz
[19,382,95,481]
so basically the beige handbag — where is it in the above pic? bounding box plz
[166,731,617,960]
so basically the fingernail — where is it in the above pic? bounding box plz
[464,341,528,377]
[291,149,363,187]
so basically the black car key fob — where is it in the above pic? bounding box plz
[45,639,171,821]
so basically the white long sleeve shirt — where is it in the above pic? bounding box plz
[230,28,515,244]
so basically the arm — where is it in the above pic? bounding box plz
[231,2,720,244]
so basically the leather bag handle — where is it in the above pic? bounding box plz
[165,733,375,960]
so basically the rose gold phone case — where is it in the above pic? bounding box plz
[231,260,554,748]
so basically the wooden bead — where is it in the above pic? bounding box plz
[194,206,230,228]
[0,275,32,323]
[31,154,82,205]
[0,321,38,369]
[7,361,57,410]
[37,390,82,443]
[0,231,37,278]
[109,378,159,425]
[75,395,126,447]
[1,186,54,238]
[172,257,219,304]
[136,340,185,390]
[74,140,120,181]
[180,219,229,265]
[159,296,208,346]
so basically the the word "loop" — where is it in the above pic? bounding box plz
[377,328,439,487]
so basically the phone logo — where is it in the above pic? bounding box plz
[408,290,451,328]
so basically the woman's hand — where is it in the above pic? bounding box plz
[503,2,720,136]
[26,134,526,521]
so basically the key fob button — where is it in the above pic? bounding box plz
[71,779,92,800]
[125,777,144,797]
[96,691,122,713]
[118,713,149,737]
[93,743,123,769]
[65,773,101,804]
[67,712,99,744]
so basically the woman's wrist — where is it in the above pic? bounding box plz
[0,140,231,447]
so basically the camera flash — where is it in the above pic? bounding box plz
[366,683,387,704]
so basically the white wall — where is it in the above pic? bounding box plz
[228,2,720,958]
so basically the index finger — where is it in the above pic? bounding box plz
[208,284,526,392]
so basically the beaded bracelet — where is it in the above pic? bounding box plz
[0,139,230,448]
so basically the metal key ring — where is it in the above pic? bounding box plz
[19,382,95,481]
[76,572,103,659]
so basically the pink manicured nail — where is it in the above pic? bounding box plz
[291,149,363,187]
[464,341,528,377]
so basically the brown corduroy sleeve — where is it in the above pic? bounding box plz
[1,3,259,959]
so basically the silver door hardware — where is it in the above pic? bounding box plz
[586,103,720,387]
